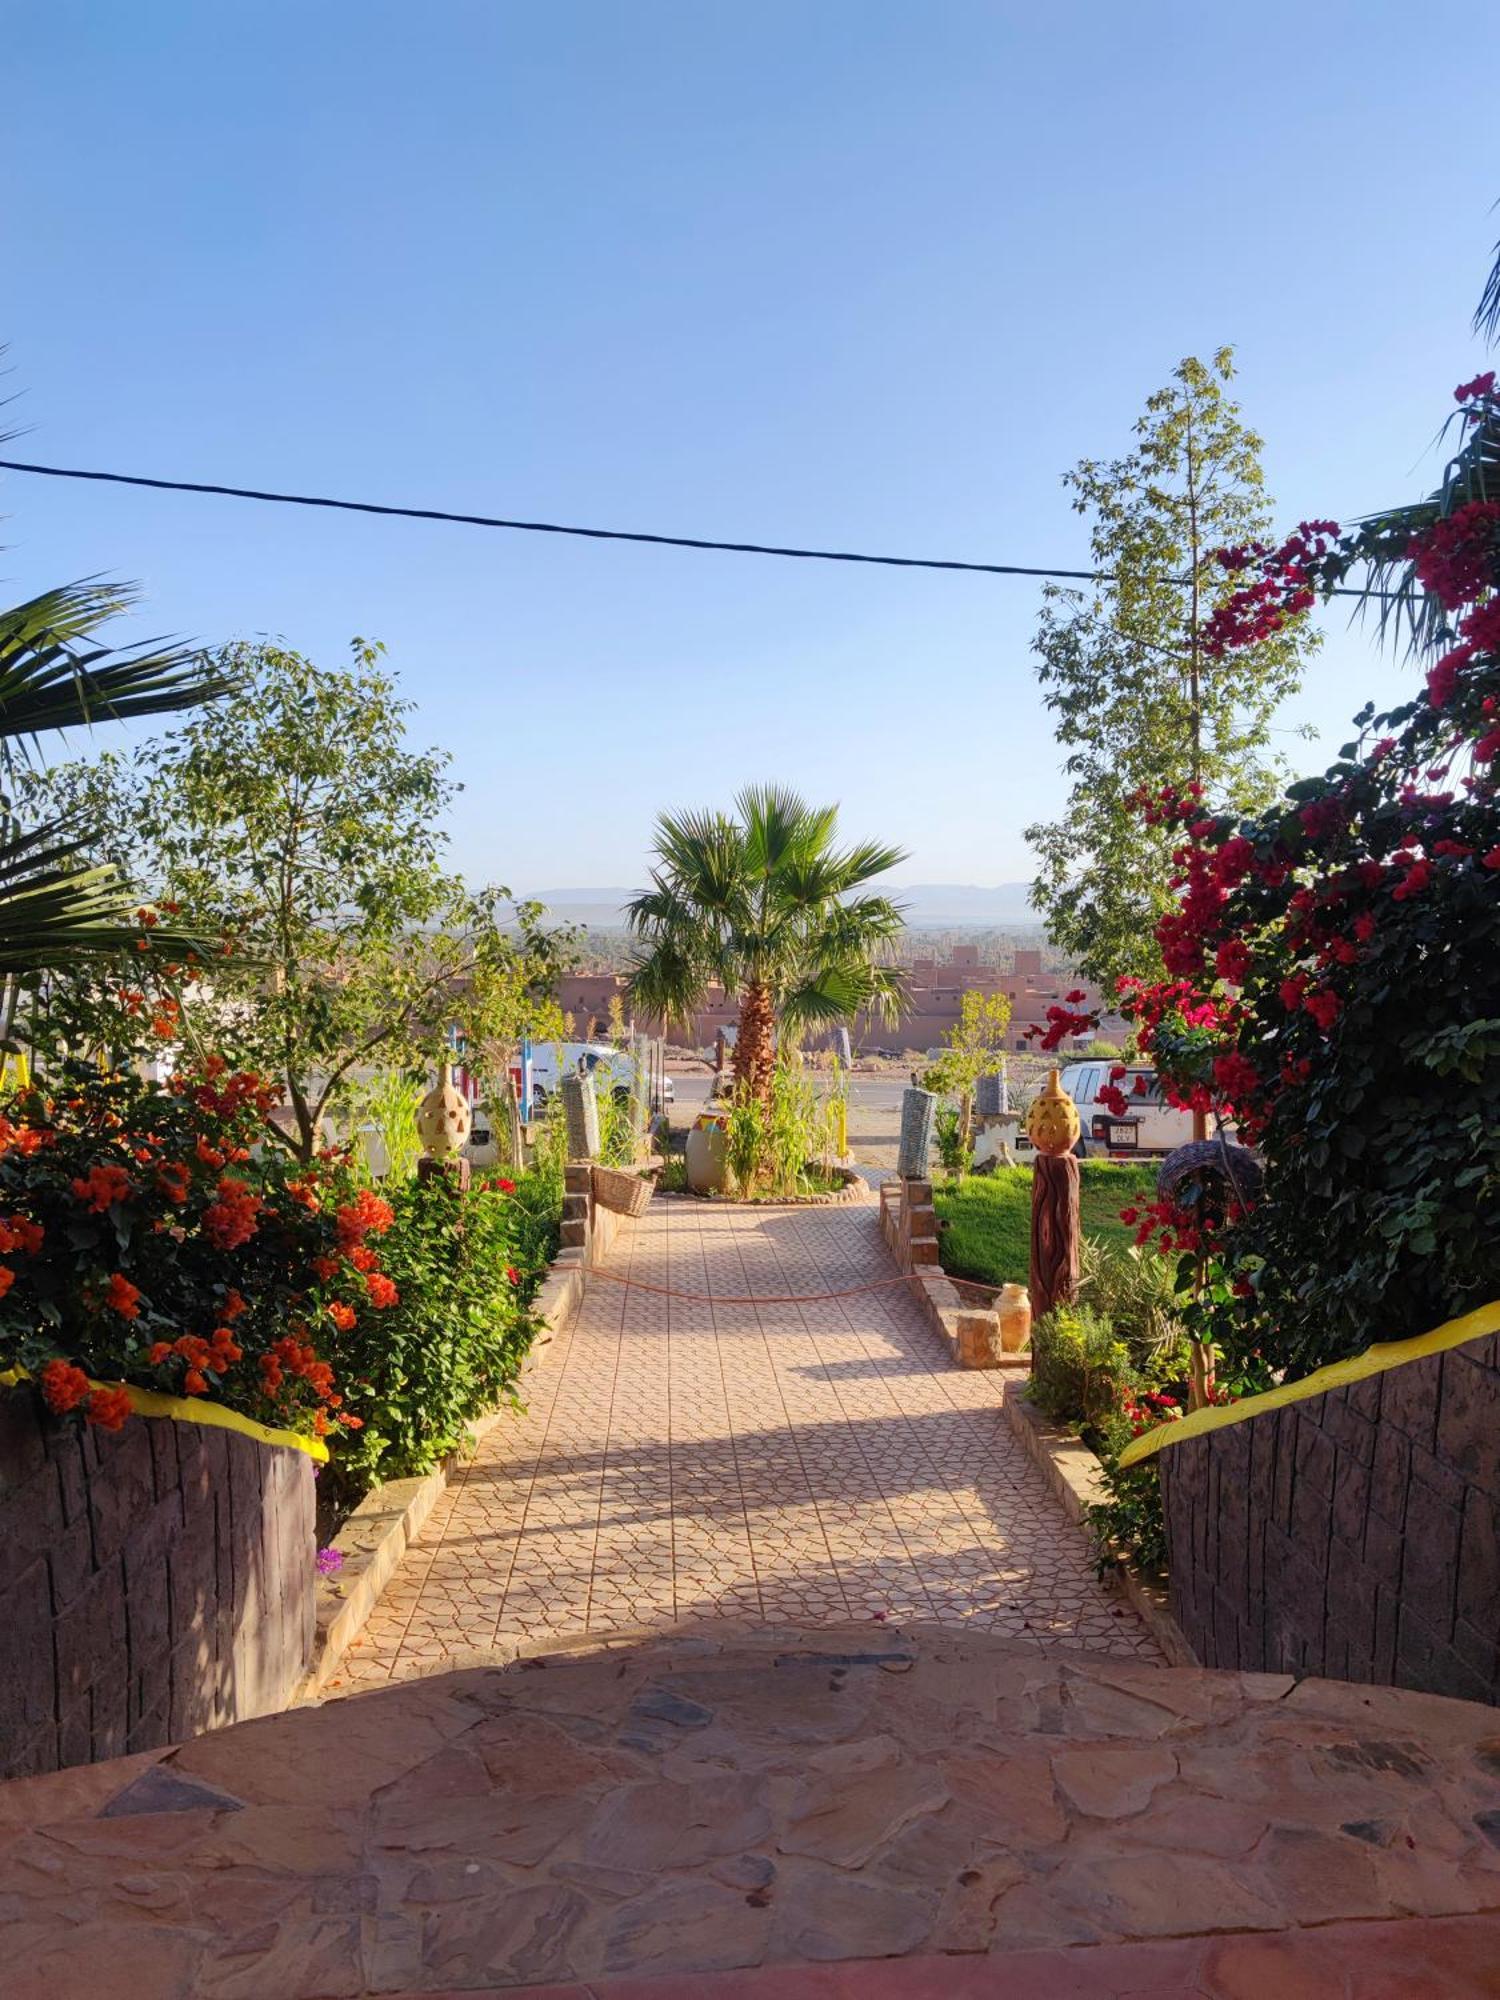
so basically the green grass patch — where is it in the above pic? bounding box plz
[932,1161,1159,1289]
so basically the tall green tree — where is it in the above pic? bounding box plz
[1026,351,1318,994]
[35,639,570,1157]
[626,785,906,1099]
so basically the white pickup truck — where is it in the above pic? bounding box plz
[1018,1060,1193,1158]
[523,1042,674,1112]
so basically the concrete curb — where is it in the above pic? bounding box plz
[300,1250,587,1699]
[1003,1384,1197,1668]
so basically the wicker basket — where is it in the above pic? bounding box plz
[591,1163,657,1218]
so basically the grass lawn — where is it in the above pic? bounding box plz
[932,1160,1159,1289]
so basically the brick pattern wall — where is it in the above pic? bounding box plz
[1161,1330,1500,1705]
[0,1389,315,1779]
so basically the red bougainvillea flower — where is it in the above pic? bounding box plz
[202,1175,263,1250]
[506,1265,520,1286]
[183,1368,208,1395]
[148,1341,173,1366]
[347,1244,378,1272]
[1214,937,1253,985]
[105,1272,142,1319]
[0,1263,15,1300]
[1303,988,1341,1032]
[335,1189,395,1252]
[364,1271,399,1309]
[327,1300,357,1332]
[71,1163,133,1212]
[311,1254,341,1282]
[1455,370,1497,403]
[495,1178,516,1195]
[86,1385,132,1432]
[40,1359,91,1414]
[221,1288,248,1322]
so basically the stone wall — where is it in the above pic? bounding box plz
[0,1389,315,1780]
[1161,1329,1500,1705]
[878,1177,1019,1371]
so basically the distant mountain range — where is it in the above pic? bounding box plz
[520,883,1039,928]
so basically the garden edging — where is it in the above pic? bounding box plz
[1003,1383,1197,1668]
[301,1200,595,1699]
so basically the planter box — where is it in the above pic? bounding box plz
[0,1388,314,1780]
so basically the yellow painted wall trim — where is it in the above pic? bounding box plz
[0,1365,329,1462]
[1117,1299,1500,1472]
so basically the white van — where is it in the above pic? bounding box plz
[524,1042,674,1111]
[1019,1061,1192,1158]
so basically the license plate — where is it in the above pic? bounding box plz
[1107,1121,1139,1149]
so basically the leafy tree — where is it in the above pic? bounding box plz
[34,639,570,1158]
[626,785,906,1099]
[924,988,1013,1156]
[1026,351,1319,995]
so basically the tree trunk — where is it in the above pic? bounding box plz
[733,980,776,1101]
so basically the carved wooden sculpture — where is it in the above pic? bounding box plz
[1027,1069,1081,1326]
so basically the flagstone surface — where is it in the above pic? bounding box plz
[5,1623,1500,1997]
[335,1195,1157,1692]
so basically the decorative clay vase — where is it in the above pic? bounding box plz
[416,1063,473,1158]
[1026,1067,1080,1158]
[997,1283,1032,1353]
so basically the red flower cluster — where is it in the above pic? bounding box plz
[259,1334,338,1408]
[105,1272,142,1319]
[1121,1388,1182,1439]
[1202,521,1341,660]
[1408,499,1500,611]
[71,1164,133,1213]
[202,1175,263,1250]
[1455,371,1497,404]
[335,1189,395,1252]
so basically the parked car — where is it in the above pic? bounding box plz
[1017,1060,1193,1158]
[520,1042,674,1112]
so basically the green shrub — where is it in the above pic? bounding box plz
[328,1163,558,1504]
[1028,1302,1138,1430]
[1087,1407,1169,1573]
[1075,1238,1188,1382]
[933,1103,969,1175]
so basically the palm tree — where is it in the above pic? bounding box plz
[0,580,228,1022]
[626,785,907,1099]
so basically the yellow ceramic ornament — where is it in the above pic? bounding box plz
[1026,1067,1080,1158]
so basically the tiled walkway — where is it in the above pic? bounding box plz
[338,1196,1158,1691]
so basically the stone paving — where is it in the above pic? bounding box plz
[336,1195,1158,1692]
[6,1623,1500,1997]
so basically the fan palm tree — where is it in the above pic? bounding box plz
[0,580,229,1022]
[626,785,908,1100]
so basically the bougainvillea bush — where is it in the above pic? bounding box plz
[0,1050,562,1514]
[0,1060,373,1441]
[1046,368,1500,1390]
[324,1163,560,1501]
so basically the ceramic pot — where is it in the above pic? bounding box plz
[997,1282,1032,1352]
[1026,1067,1080,1158]
[416,1063,472,1158]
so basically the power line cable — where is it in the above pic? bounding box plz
[0,455,1383,596]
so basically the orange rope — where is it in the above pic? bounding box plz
[584,1265,1000,1306]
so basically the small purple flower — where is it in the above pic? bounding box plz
[316,1546,344,1578]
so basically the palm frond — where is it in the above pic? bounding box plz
[0,581,231,752]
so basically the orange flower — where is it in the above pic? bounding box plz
[202,1176,262,1250]
[71,1164,133,1213]
[196,1137,226,1170]
[311,1255,340,1282]
[348,1244,377,1272]
[221,1288,247,1321]
[209,1328,242,1367]
[156,1161,191,1205]
[335,1189,394,1250]
[365,1271,399,1309]
[40,1359,90,1414]
[7,1215,42,1255]
[105,1272,142,1319]
[327,1301,357,1332]
[0,1265,14,1300]
[182,1368,208,1396]
[86,1385,132,1432]
[148,1341,173,1366]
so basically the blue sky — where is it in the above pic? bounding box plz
[5,3,1497,893]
